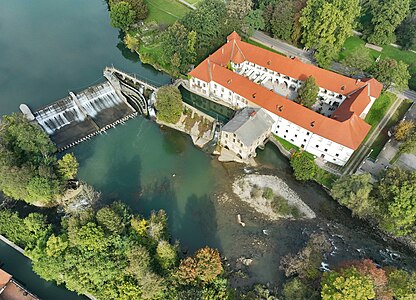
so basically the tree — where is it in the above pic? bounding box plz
[194,247,223,283]
[399,131,416,154]
[226,0,253,21]
[96,206,124,234]
[282,278,314,300]
[321,266,376,300]
[180,0,228,59]
[300,0,360,68]
[342,259,390,299]
[156,240,178,272]
[290,151,316,181]
[387,269,416,299]
[109,1,136,30]
[396,14,416,50]
[245,9,265,35]
[331,173,375,218]
[125,0,148,20]
[155,85,183,124]
[368,0,410,45]
[176,247,223,285]
[280,233,332,280]
[26,176,61,205]
[161,22,197,75]
[296,75,319,107]
[57,153,78,181]
[270,1,295,41]
[124,33,140,52]
[375,168,416,237]
[372,58,410,91]
[394,120,415,141]
[341,47,373,74]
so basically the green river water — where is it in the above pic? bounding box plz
[0,1,415,299]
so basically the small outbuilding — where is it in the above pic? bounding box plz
[220,107,274,159]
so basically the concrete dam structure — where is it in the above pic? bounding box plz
[21,67,157,151]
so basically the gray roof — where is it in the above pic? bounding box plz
[222,107,274,146]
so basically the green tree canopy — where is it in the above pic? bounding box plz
[396,14,416,50]
[109,1,136,30]
[372,58,411,91]
[331,173,375,218]
[321,266,376,300]
[0,114,69,206]
[368,0,410,45]
[57,153,78,181]
[375,168,416,237]
[341,47,373,74]
[300,0,360,68]
[155,85,183,124]
[296,75,319,107]
[290,151,316,181]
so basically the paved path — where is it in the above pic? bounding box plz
[344,96,404,175]
[251,31,313,63]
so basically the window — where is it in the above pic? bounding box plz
[316,145,319,148]
[214,84,217,89]
[304,139,307,142]
[335,153,339,157]
[321,154,325,158]
[291,139,294,142]
[324,148,328,152]
[222,87,224,92]
[306,132,310,136]
[233,139,236,142]
[285,130,288,133]
[229,91,232,96]
[295,134,298,137]
[240,143,243,147]
[277,125,280,128]
[301,144,305,148]
[284,135,286,138]
[225,133,228,138]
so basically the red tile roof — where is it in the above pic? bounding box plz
[189,32,382,150]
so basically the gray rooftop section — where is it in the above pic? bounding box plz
[222,107,274,146]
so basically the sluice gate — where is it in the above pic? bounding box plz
[22,67,159,152]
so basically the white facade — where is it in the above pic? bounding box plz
[189,63,363,166]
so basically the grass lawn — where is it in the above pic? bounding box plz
[365,92,397,129]
[145,0,190,25]
[247,39,286,56]
[368,99,413,159]
[339,36,416,90]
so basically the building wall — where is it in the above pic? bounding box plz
[220,129,270,160]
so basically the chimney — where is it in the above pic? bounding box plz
[249,110,257,119]
[310,121,315,127]
[252,93,257,98]
[355,79,361,85]
[222,48,224,54]
[227,79,232,84]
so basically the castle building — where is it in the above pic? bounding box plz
[188,32,383,166]
[220,107,274,159]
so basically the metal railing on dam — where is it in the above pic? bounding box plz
[21,67,158,152]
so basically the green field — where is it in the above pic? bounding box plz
[145,0,190,25]
[339,36,416,90]
[369,99,413,159]
[365,92,397,129]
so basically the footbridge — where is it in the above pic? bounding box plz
[21,67,160,152]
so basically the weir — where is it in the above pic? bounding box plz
[21,67,158,152]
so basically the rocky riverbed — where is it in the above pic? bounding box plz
[232,174,316,220]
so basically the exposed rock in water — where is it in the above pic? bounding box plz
[232,174,316,220]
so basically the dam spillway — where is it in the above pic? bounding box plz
[27,67,157,151]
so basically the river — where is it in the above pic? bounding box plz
[0,0,415,299]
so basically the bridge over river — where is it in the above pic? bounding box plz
[21,67,158,152]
